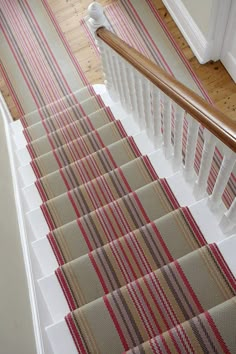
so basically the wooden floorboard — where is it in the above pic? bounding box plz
[0,0,235,121]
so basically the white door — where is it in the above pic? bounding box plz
[221,0,236,82]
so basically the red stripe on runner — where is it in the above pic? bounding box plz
[205,311,231,353]
[174,260,204,312]
[55,268,77,311]
[40,204,55,231]
[181,207,206,246]
[47,232,65,266]
[77,219,93,252]
[103,295,129,351]
[143,155,159,180]
[209,244,236,291]
[30,160,41,180]
[67,191,81,219]
[89,252,109,294]
[35,180,48,203]
[65,313,88,354]
[160,179,180,209]
[132,192,151,224]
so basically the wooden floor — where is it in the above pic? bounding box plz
[0,0,235,121]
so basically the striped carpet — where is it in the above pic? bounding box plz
[1,1,235,353]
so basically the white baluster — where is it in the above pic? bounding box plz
[152,85,162,149]
[219,198,236,235]
[104,45,119,101]
[113,55,126,108]
[142,79,152,139]
[126,65,138,115]
[172,103,185,172]
[162,93,172,159]
[208,148,236,210]
[97,39,113,96]
[184,116,200,181]
[134,72,145,130]
[193,131,217,199]
[120,59,132,113]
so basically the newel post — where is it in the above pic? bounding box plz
[87,2,107,34]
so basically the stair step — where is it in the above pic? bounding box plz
[23,155,157,209]
[125,297,236,354]
[38,207,206,321]
[43,235,236,354]
[35,157,159,231]
[62,244,236,353]
[45,179,178,263]
[20,86,97,127]
[25,106,116,157]
[18,136,142,187]
[16,119,128,166]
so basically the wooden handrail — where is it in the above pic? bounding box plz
[96,27,236,152]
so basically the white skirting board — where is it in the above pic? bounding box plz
[0,93,52,354]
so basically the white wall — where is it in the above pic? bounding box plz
[221,0,236,82]
[181,0,213,36]
[0,116,37,354]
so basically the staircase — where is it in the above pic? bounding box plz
[1,3,236,354]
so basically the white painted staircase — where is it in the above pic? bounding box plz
[1,81,236,353]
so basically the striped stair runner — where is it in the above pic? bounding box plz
[65,244,235,353]
[16,85,235,353]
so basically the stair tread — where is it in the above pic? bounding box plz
[65,244,236,354]
[125,298,236,354]
[35,139,142,201]
[48,179,179,264]
[31,136,141,179]
[26,106,116,156]
[56,207,206,310]
[40,155,158,229]
[20,86,96,127]
[27,118,126,161]
[23,94,105,133]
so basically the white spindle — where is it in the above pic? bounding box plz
[193,131,217,199]
[219,199,236,235]
[152,85,162,149]
[121,59,132,113]
[113,55,126,108]
[142,79,152,139]
[126,66,138,115]
[208,149,236,210]
[184,116,200,181]
[172,103,185,172]
[104,46,119,100]
[134,72,145,130]
[162,94,172,159]
[97,40,113,96]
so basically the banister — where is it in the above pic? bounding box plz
[96,27,236,152]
